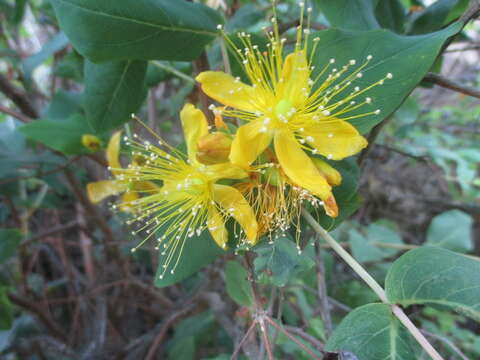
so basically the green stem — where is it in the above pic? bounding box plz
[151,61,195,84]
[302,209,387,302]
[301,209,445,360]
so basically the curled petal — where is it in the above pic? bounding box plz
[107,131,123,175]
[196,71,258,112]
[213,184,258,245]
[306,119,368,160]
[180,103,209,162]
[230,119,273,169]
[120,191,139,212]
[274,129,332,200]
[87,180,128,203]
[207,206,229,249]
[323,195,339,218]
[311,158,342,186]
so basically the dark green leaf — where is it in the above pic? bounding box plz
[42,90,84,121]
[0,229,22,264]
[226,4,264,32]
[22,32,69,80]
[20,114,95,155]
[326,303,422,359]
[50,0,223,62]
[84,60,147,132]
[316,0,380,31]
[168,336,195,360]
[0,288,14,330]
[375,0,406,33]
[254,236,314,287]
[224,261,252,307]
[408,0,459,35]
[425,210,473,252]
[386,247,480,322]
[54,51,84,82]
[310,22,462,133]
[349,220,403,262]
[154,231,225,288]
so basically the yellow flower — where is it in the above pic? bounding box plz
[196,6,392,215]
[236,153,341,244]
[114,104,258,278]
[87,131,158,211]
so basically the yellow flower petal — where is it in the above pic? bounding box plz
[306,119,368,160]
[106,131,122,175]
[229,119,273,169]
[311,158,342,186]
[180,103,209,162]
[213,184,258,245]
[274,129,332,200]
[277,51,310,108]
[205,163,248,181]
[120,191,139,212]
[87,180,128,203]
[196,71,258,112]
[207,207,229,249]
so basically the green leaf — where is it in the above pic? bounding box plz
[22,32,69,80]
[0,288,14,330]
[310,22,462,133]
[84,60,148,132]
[253,236,315,287]
[425,210,473,252]
[408,0,460,35]
[50,0,223,62]
[326,303,421,359]
[20,114,95,155]
[154,231,225,288]
[224,261,252,307]
[375,0,406,33]
[168,336,195,360]
[54,51,84,82]
[349,220,403,263]
[0,229,22,264]
[226,4,264,32]
[385,246,480,322]
[42,90,84,121]
[316,0,380,31]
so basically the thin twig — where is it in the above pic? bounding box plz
[144,305,195,360]
[20,221,79,248]
[284,326,325,353]
[0,73,39,118]
[265,317,322,360]
[8,293,67,342]
[315,241,333,337]
[422,329,469,360]
[231,320,258,360]
[0,103,31,122]
[258,320,274,360]
[423,72,480,99]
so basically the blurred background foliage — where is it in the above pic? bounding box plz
[0,0,479,359]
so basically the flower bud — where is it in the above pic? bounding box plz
[196,132,232,165]
[82,134,101,152]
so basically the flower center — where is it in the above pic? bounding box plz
[275,99,296,124]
